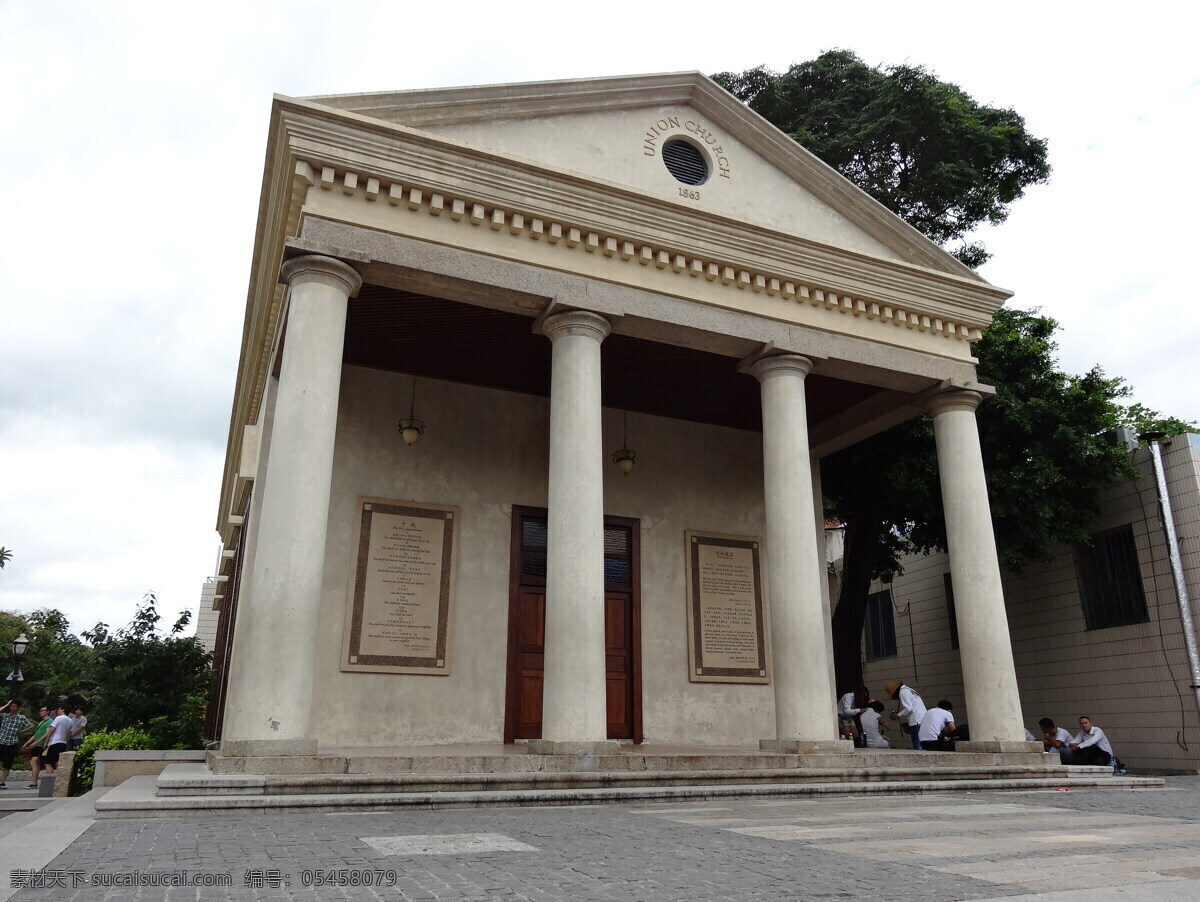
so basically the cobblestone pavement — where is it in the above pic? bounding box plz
[8,779,1200,901]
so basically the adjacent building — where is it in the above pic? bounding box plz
[858,434,1200,771]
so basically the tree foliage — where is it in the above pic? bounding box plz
[82,594,211,748]
[712,51,1051,265]
[713,51,1189,692]
[0,596,211,750]
[0,547,12,569]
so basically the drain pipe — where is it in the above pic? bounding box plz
[1141,432,1200,718]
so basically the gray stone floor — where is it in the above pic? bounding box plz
[7,778,1200,900]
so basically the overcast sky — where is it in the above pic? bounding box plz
[2,1,1197,639]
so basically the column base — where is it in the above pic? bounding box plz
[759,739,854,754]
[525,740,621,756]
[220,738,319,757]
[955,740,1045,754]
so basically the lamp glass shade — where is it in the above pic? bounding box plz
[613,447,636,475]
[11,634,28,659]
[398,416,425,446]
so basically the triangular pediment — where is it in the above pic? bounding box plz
[303,73,977,277]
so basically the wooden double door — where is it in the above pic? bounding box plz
[504,506,642,743]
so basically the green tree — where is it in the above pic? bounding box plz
[19,608,92,708]
[83,594,211,748]
[712,51,1051,266]
[1120,403,1196,439]
[713,53,1185,692]
[0,547,12,569]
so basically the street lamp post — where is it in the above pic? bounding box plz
[6,633,28,703]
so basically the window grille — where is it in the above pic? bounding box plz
[1076,526,1149,630]
[865,589,898,659]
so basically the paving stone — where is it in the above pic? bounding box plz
[7,778,1200,900]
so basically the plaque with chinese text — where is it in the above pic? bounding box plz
[341,498,459,675]
[685,531,770,683]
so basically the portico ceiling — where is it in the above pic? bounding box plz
[344,284,883,434]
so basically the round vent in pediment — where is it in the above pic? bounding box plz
[662,138,709,186]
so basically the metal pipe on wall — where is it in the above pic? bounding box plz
[1141,433,1200,719]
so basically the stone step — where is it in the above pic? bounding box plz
[163,762,1080,797]
[94,772,1166,818]
[206,748,1064,776]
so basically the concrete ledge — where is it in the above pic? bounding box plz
[157,763,1088,797]
[759,739,855,754]
[97,773,1167,818]
[956,740,1046,754]
[525,740,621,755]
[94,750,206,788]
[218,739,318,757]
[207,748,1064,776]
[207,751,347,775]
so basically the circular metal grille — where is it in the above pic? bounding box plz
[662,139,708,185]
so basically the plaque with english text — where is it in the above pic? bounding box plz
[685,531,771,684]
[341,498,459,675]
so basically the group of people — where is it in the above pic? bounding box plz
[0,700,87,789]
[836,681,964,751]
[1027,716,1116,766]
[837,681,1119,766]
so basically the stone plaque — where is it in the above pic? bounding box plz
[341,498,459,675]
[685,531,770,683]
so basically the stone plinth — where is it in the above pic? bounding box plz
[759,739,854,754]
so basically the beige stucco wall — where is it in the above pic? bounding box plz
[862,434,1200,771]
[309,365,775,748]
[428,106,904,262]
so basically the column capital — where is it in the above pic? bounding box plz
[541,310,611,344]
[925,388,984,416]
[749,353,814,383]
[279,254,363,298]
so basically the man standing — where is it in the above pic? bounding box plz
[68,706,87,750]
[0,701,32,789]
[886,680,927,750]
[21,705,52,788]
[1068,716,1114,766]
[41,704,74,775]
[1039,717,1074,762]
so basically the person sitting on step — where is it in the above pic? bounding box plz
[859,701,893,748]
[1067,716,1113,767]
[1038,717,1073,762]
[918,700,956,751]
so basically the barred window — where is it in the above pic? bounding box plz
[865,590,898,659]
[1076,526,1149,630]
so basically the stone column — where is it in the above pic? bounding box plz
[221,255,361,756]
[530,310,617,754]
[751,355,845,751]
[926,389,1028,748]
[811,458,838,700]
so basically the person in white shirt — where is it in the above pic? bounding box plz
[860,701,892,748]
[918,700,956,751]
[41,704,74,773]
[1038,717,1074,762]
[1068,716,1113,766]
[886,680,927,749]
[837,687,870,745]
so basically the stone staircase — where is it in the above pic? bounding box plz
[92,746,1163,817]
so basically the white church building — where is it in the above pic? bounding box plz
[206,73,1028,761]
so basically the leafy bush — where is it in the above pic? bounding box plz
[69,726,153,796]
